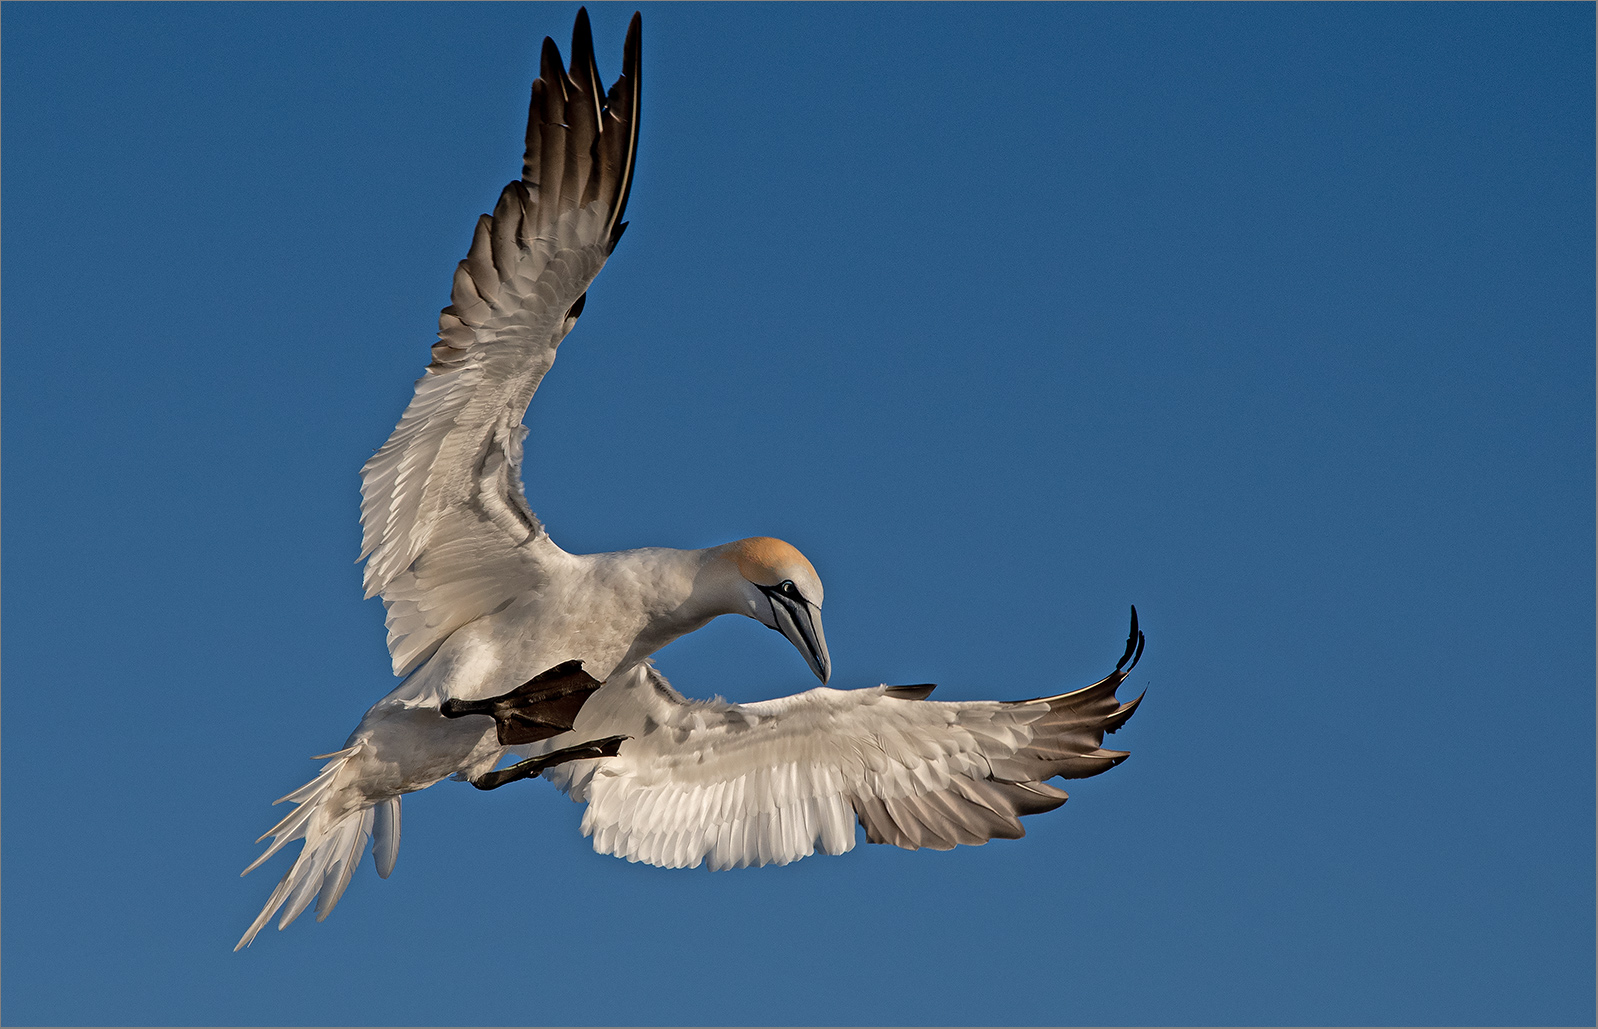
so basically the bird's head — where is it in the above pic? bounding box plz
[713,536,830,684]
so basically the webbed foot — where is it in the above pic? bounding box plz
[468,735,631,791]
[439,659,603,745]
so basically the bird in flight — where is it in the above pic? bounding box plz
[238,8,1147,950]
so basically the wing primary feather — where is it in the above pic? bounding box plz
[522,79,547,187]
[462,214,498,307]
[569,8,606,212]
[1116,606,1140,671]
[489,185,524,278]
[1102,691,1145,735]
[574,10,605,122]
[536,35,569,235]
[602,13,642,250]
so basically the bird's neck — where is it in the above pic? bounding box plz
[593,544,754,670]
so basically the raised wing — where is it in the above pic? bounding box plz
[359,10,641,676]
[543,612,1147,870]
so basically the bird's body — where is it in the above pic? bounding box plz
[238,9,1147,951]
[329,540,810,797]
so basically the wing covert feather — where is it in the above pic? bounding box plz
[359,12,641,675]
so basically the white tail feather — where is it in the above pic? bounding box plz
[373,798,401,879]
[236,745,399,951]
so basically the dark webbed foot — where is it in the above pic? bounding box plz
[468,735,630,791]
[440,659,604,745]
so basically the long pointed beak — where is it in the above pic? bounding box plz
[770,597,831,684]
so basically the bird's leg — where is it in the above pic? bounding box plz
[467,735,630,791]
[439,659,605,745]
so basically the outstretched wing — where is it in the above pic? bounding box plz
[543,613,1147,870]
[359,10,641,676]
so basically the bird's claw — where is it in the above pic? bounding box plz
[584,735,630,759]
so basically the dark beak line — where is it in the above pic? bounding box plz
[760,586,828,682]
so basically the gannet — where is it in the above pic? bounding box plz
[237,8,1147,950]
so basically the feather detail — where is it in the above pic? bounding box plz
[236,745,398,950]
[358,11,641,676]
[544,630,1144,872]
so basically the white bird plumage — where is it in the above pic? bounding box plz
[237,8,1146,951]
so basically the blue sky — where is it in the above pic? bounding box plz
[4,3,1592,1025]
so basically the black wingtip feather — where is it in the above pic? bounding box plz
[1116,606,1141,671]
[603,13,642,250]
[540,36,566,94]
[1103,690,1145,734]
[569,8,603,120]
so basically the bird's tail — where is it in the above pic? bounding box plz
[235,743,401,950]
